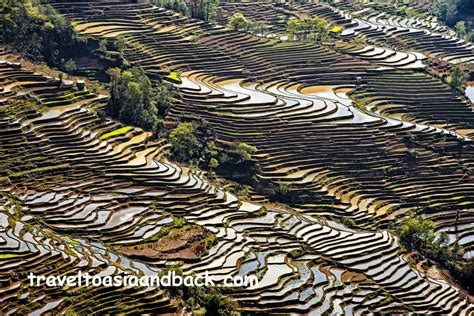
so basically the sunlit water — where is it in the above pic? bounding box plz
[466,82,474,102]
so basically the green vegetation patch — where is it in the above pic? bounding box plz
[99,126,133,140]
[71,20,85,27]
[165,71,181,83]
[0,253,24,259]
[63,236,81,245]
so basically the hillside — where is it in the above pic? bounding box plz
[1,0,474,314]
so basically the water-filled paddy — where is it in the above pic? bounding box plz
[466,81,474,102]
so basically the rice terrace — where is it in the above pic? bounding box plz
[1,0,474,314]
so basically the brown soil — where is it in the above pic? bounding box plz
[118,226,214,260]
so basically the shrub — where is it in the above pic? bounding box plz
[341,217,356,228]
[351,37,366,44]
[203,292,239,316]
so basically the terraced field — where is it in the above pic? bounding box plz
[1,59,473,314]
[1,0,474,314]
[293,2,474,64]
[216,2,295,31]
[214,1,474,63]
[46,0,474,247]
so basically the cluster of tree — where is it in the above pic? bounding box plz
[99,36,125,55]
[227,12,252,31]
[107,67,172,134]
[430,0,468,26]
[226,12,269,36]
[398,216,473,294]
[168,121,257,182]
[159,267,239,315]
[152,0,187,16]
[287,17,329,42]
[188,0,219,21]
[456,21,473,42]
[1,0,85,66]
[430,0,473,40]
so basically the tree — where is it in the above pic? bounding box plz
[446,0,457,25]
[287,18,299,41]
[114,35,127,56]
[209,157,219,171]
[203,0,218,21]
[450,66,467,90]
[251,22,267,37]
[399,217,435,251]
[454,21,466,39]
[188,0,218,21]
[119,81,144,122]
[63,59,77,75]
[172,0,188,16]
[154,84,173,117]
[166,121,258,182]
[169,122,200,162]
[227,12,251,31]
[431,0,470,27]
[98,39,108,54]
